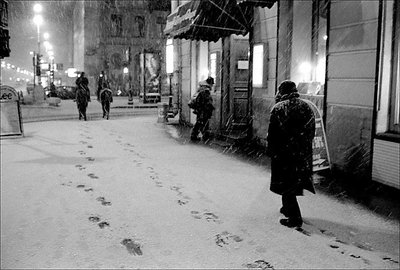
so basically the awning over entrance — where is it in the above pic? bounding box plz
[236,0,277,9]
[164,0,249,42]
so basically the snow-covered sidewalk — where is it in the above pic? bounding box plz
[1,116,399,269]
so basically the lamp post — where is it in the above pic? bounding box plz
[33,4,43,87]
[124,67,134,105]
[33,14,43,56]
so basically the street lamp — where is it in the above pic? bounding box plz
[32,3,43,90]
[33,3,43,13]
[33,14,43,54]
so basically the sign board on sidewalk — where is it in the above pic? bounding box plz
[1,85,23,137]
[303,99,331,172]
[312,118,330,171]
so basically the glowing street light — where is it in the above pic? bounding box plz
[43,40,50,50]
[43,32,50,40]
[33,3,43,13]
[33,14,43,26]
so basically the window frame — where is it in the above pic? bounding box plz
[389,0,400,133]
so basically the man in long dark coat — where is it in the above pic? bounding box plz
[267,80,316,228]
[190,76,215,141]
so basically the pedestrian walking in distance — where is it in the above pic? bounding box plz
[100,88,113,120]
[189,76,215,142]
[97,71,109,101]
[267,80,316,228]
[75,72,91,121]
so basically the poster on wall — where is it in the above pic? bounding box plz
[1,85,23,137]
[142,51,161,102]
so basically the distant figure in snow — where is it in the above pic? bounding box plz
[189,76,215,142]
[75,72,91,121]
[97,71,110,101]
[267,80,316,228]
[100,88,113,120]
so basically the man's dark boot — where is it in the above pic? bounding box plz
[280,218,303,228]
[280,207,289,217]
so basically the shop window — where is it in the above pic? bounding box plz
[290,0,328,114]
[377,0,400,135]
[111,14,122,37]
[253,44,264,87]
[209,52,221,89]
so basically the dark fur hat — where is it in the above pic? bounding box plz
[278,80,297,95]
[206,76,215,85]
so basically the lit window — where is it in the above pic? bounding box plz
[210,53,217,80]
[166,39,174,74]
[289,0,327,116]
[253,44,264,87]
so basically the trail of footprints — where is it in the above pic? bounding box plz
[112,135,274,262]
[63,128,145,255]
[63,128,400,266]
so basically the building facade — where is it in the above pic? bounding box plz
[72,0,170,97]
[166,0,399,190]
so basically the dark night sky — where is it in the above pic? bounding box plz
[7,1,75,72]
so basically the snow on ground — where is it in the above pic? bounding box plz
[1,116,399,269]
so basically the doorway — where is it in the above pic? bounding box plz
[229,35,250,131]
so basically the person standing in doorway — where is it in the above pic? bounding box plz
[189,76,215,142]
[267,80,316,228]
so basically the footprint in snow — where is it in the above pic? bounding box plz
[61,181,73,187]
[383,257,399,264]
[121,239,142,256]
[215,231,243,247]
[244,260,274,270]
[96,196,112,206]
[87,173,99,179]
[190,210,222,224]
[88,216,100,222]
[98,221,110,229]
